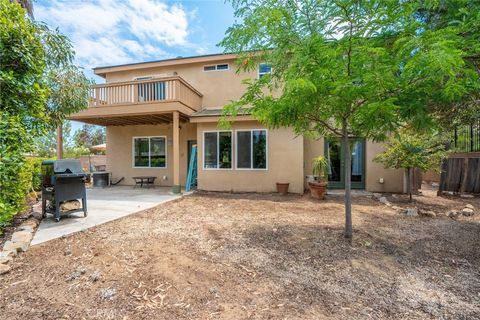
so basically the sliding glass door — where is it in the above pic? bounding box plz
[325,139,365,189]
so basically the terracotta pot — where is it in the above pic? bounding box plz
[309,180,328,200]
[276,182,290,195]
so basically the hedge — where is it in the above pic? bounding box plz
[0,157,46,235]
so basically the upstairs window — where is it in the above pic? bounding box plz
[258,63,272,78]
[203,64,230,72]
[236,130,268,169]
[216,63,229,70]
[203,131,232,169]
[134,76,153,81]
[203,65,216,72]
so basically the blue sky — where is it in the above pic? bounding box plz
[34,0,236,131]
[35,0,235,82]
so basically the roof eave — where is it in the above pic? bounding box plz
[93,52,240,77]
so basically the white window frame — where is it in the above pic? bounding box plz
[202,130,233,170]
[258,63,272,79]
[235,129,268,171]
[132,136,167,169]
[203,63,230,72]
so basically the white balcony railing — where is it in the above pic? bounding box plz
[89,76,203,111]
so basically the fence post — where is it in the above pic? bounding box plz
[460,157,469,194]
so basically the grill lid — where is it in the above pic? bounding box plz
[53,159,85,174]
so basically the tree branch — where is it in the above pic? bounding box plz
[304,113,343,136]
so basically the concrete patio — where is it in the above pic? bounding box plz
[31,186,181,245]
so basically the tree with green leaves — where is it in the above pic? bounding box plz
[374,130,449,201]
[409,0,480,129]
[34,122,72,158]
[10,0,32,17]
[73,124,106,149]
[220,0,478,239]
[0,0,90,228]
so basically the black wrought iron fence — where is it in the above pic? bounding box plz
[453,120,480,152]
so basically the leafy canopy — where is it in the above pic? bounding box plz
[374,130,449,172]
[73,124,106,149]
[220,0,478,138]
[412,0,480,128]
[0,0,90,228]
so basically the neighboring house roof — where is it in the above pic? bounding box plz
[90,143,106,151]
[94,52,240,78]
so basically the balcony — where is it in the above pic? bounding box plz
[69,76,203,126]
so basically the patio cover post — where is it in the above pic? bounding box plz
[56,125,63,159]
[172,111,181,193]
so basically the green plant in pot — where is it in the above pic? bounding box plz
[309,156,329,199]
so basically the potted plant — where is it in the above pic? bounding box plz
[309,156,329,199]
[276,182,290,195]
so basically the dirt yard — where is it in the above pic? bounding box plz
[1,190,479,319]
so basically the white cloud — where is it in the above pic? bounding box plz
[125,0,188,46]
[35,0,195,73]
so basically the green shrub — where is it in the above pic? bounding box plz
[0,157,48,235]
[64,146,91,159]
[28,157,50,191]
[0,0,89,235]
[0,156,34,234]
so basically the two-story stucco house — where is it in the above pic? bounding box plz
[69,53,405,194]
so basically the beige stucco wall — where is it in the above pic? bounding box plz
[106,122,197,186]
[104,58,255,110]
[365,141,405,193]
[106,120,404,193]
[196,121,304,193]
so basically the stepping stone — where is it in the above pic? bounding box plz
[3,241,29,253]
[0,256,13,264]
[11,231,33,243]
[21,219,38,229]
[0,264,11,275]
[17,225,34,233]
[0,251,16,258]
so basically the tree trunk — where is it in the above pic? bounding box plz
[406,167,412,202]
[56,124,63,159]
[342,121,352,239]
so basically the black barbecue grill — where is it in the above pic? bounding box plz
[41,159,88,222]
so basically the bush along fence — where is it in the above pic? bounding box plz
[0,157,45,235]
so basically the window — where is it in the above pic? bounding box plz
[133,136,166,168]
[236,130,267,169]
[134,76,153,81]
[216,64,229,70]
[203,64,230,72]
[258,63,272,78]
[203,65,216,72]
[203,131,232,169]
